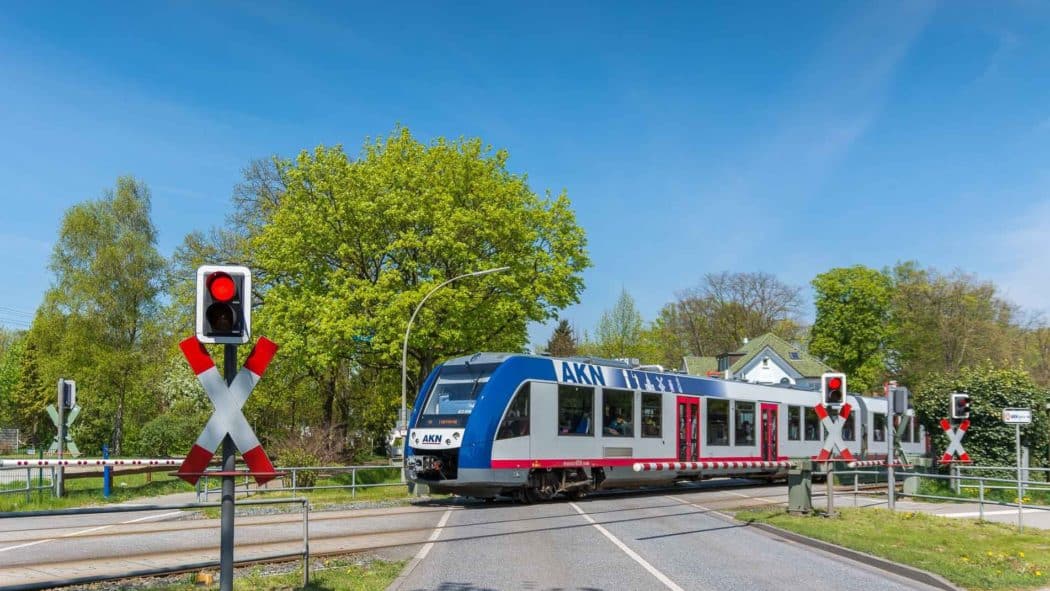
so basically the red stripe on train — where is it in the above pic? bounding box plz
[490,455,793,469]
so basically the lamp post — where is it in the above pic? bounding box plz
[400,266,510,478]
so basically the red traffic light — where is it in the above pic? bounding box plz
[827,377,842,390]
[207,272,237,302]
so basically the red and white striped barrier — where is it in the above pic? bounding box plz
[632,460,794,472]
[0,458,183,468]
[845,460,911,469]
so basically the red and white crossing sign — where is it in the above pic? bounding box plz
[176,336,279,485]
[814,402,855,462]
[939,418,971,463]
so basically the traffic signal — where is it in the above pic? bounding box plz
[58,379,76,409]
[195,265,251,344]
[821,373,846,406]
[950,392,971,420]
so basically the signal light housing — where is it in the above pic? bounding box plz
[821,372,847,407]
[195,265,251,344]
[950,392,971,420]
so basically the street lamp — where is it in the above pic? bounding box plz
[400,265,510,436]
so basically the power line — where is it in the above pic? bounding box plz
[0,306,33,318]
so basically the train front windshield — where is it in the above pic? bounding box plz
[417,362,499,428]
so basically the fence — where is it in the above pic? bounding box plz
[197,465,404,502]
[0,497,311,588]
[828,466,1050,531]
[0,465,55,502]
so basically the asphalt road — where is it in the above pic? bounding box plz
[391,485,939,591]
[0,481,948,590]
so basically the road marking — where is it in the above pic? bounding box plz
[940,508,1045,518]
[665,495,713,511]
[414,508,452,563]
[0,511,185,553]
[569,502,685,591]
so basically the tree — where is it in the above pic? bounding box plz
[0,331,24,427]
[251,127,590,428]
[653,272,803,359]
[19,177,167,454]
[592,289,644,359]
[810,265,893,393]
[913,365,1048,468]
[545,319,578,357]
[889,262,1020,385]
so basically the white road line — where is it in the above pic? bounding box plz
[665,495,713,511]
[569,502,685,591]
[413,508,452,563]
[940,508,1045,518]
[0,510,185,553]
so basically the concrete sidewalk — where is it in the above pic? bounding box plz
[820,491,1050,530]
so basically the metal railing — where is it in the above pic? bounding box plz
[833,467,1050,531]
[951,465,1050,494]
[197,465,404,502]
[0,466,55,501]
[0,497,311,587]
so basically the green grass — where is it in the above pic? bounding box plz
[0,470,194,512]
[916,476,1050,506]
[149,558,405,590]
[737,507,1050,590]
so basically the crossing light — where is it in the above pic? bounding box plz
[821,373,846,407]
[950,392,971,420]
[195,265,251,344]
[58,379,76,409]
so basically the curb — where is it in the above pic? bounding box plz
[743,519,960,591]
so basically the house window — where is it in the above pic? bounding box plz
[707,399,729,446]
[641,393,662,438]
[804,407,821,441]
[602,388,634,437]
[496,383,530,439]
[558,385,594,436]
[788,406,801,441]
[734,401,755,446]
[789,351,800,360]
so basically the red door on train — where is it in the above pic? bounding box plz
[676,396,700,461]
[760,403,778,461]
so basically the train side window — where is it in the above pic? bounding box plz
[787,406,801,441]
[496,383,530,440]
[558,384,594,436]
[734,401,755,446]
[602,388,634,437]
[804,407,820,441]
[707,399,729,446]
[841,412,855,441]
[873,413,886,442]
[641,393,662,437]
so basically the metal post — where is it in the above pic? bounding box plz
[24,468,30,503]
[825,462,835,517]
[302,500,310,587]
[1017,423,1023,532]
[952,464,960,495]
[37,448,43,500]
[103,444,111,499]
[291,469,297,495]
[220,344,237,591]
[352,468,356,499]
[887,415,896,511]
[56,380,65,498]
[978,479,985,521]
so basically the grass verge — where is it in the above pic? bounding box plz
[0,470,193,512]
[737,507,1050,590]
[146,558,404,590]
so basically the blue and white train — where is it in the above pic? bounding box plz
[405,353,925,502]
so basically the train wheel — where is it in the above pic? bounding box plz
[515,488,533,504]
[524,486,541,504]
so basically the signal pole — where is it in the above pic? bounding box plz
[221,344,237,591]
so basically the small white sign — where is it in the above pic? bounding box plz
[1002,408,1032,424]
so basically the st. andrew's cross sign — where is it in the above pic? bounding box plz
[175,336,279,485]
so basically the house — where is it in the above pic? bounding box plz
[682,333,836,389]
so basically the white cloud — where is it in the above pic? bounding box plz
[992,199,1050,317]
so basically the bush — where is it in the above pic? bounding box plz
[273,425,345,488]
[133,411,207,457]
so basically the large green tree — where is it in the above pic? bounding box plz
[17,177,167,454]
[810,265,893,393]
[590,289,645,360]
[545,319,578,357]
[251,127,589,425]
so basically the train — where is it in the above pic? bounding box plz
[405,352,925,502]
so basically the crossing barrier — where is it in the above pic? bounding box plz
[632,460,793,472]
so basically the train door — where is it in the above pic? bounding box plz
[677,396,700,461]
[760,403,778,461]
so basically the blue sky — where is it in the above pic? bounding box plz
[2,1,1050,347]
